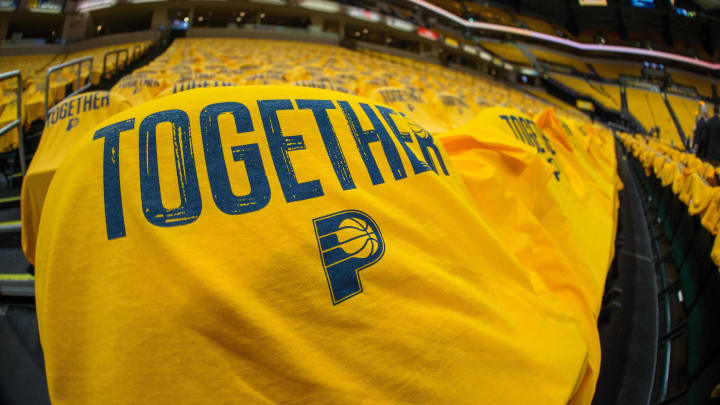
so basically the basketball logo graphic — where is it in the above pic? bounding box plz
[313,210,385,304]
[66,117,80,132]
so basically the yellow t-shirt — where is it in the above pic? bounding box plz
[438,106,619,405]
[111,73,168,106]
[701,188,720,234]
[157,80,237,98]
[430,92,475,130]
[0,98,20,152]
[368,87,448,135]
[21,91,132,264]
[36,86,589,405]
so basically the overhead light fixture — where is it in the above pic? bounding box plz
[462,44,477,55]
[346,5,380,22]
[298,0,339,13]
[76,0,116,12]
[384,16,414,32]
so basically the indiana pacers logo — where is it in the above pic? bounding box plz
[313,210,385,304]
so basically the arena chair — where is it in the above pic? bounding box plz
[0,32,635,404]
[678,220,716,310]
[626,87,683,147]
[687,271,720,378]
[478,41,531,65]
[668,68,715,99]
[0,41,151,129]
[20,90,132,264]
[549,73,620,111]
[622,135,720,403]
[590,60,641,79]
[532,48,590,73]
[33,85,610,405]
[666,93,701,141]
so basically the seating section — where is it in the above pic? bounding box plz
[549,73,621,110]
[591,60,641,79]
[478,41,530,65]
[0,41,151,153]
[669,69,714,98]
[15,37,617,271]
[531,48,589,73]
[111,38,573,131]
[593,82,622,108]
[525,88,588,120]
[27,36,622,403]
[667,93,701,141]
[626,87,682,147]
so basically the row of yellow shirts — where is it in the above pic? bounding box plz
[121,37,507,89]
[163,46,461,83]
[14,81,569,263]
[108,73,525,136]
[125,47,481,91]
[27,86,619,405]
[20,84,604,264]
[645,138,720,181]
[0,41,152,152]
[620,134,720,265]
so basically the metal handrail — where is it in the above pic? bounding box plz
[0,70,24,174]
[102,48,129,79]
[132,44,142,61]
[45,56,93,121]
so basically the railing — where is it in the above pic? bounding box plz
[45,56,93,121]
[102,48,128,80]
[0,70,24,174]
[132,44,142,61]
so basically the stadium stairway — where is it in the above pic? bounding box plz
[592,140,659,405]
[94,35,171,92]
[514,42,539,67]
[661,92,688,148]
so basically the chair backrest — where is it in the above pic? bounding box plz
[21,90,132,264]
[35,85,592,405]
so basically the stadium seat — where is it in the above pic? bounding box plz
[20,91,132,264]
[34,85,601,405]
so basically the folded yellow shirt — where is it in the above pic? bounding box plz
[36,86,590,405]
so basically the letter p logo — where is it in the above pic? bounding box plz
[66,117,79,132]
[313,210,385,304]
